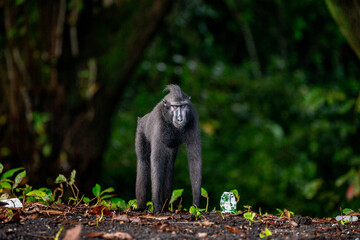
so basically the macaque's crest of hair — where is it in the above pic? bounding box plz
[163,84,190,102]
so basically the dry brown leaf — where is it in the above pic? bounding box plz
[129,216,141,223]
[102,232,133,239]
[139,214,170,220]
[151,222,179,232]
[159,223,179,232]
[225,225,240,234]
[40,209,63,215]
[283,209,291,218]
[89,205,111,215]
[197,232,208,238]
[23,213,39,220]
[290,220,299,227]
[225,225,247,238]
[348,212,360,216]
[11,210,21,223]
[84,232,105,238]
[63,225,82,240]
[23,206,40,214]
[201,220,213,227]
[87,220,98,226]
[113,214,130,222]
[0,209,22,223]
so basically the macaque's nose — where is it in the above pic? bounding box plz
[177,115,183,122]
[177,109,183,122]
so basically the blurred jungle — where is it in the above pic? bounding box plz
[1,0,360,217]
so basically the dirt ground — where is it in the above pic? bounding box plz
[1,203,360,239]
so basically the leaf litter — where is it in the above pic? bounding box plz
[1,203,360,239]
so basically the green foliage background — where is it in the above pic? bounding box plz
[2,0,360,218]
[100,0,360,217]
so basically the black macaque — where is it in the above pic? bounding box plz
[135,84,202,212]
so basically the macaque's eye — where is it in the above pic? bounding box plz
[173,106,178,109]
[181,105,185,109]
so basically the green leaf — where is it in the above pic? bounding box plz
[1,167,24,180]
[13,170,26,189]
[92,184,101,197]
[259,229,272,239]
[26,190,46,197]
[83,197,90,203]
[276,208,284,214]
[42,144,52,157]
[244,212,255,220]
[265,228,272,236]
[189,206,196,215]
[201,187,208,198]
[100,187,115,196]
[146,201,154,211]
[0,181,12,189]
[0,193,9,200]
[128,199,137,209]
[55,174,67,184]
[0,163,3,174]
[100,194,116,200]
[170,189,184,204]
[230,189,239,199]
[69,170,76,185]
[343,208,354,215]
[111,198,127,209]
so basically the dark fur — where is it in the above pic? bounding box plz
[135,84,202,212]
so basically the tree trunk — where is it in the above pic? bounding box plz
[0,0,173,192]
[325,0,360,60]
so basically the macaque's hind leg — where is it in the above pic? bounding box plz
[151,146,170,212]
[161,148,178,211]
[135,132,151,210]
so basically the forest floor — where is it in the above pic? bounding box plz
[1,203,360,239]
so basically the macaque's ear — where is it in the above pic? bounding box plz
[162,99,167,106]
[189,96,191,100]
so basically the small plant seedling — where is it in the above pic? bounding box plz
[146,201,154,212]
[25,187,54,204]
[92,183,116,205]
[104,197,127,210]
[259,227,272,238]
[189,205,201,220]
[243,211,257,226]
[230,189,240,203]
[201,187,209,212]
[54,170,80,205]
[54,226,64,240]
[128,199,137,210]
[169,189,184,212]
[115,198,128,210]
[0,163,26,197]
[15,184,32,204]
[244,205,252,212]
[276,208,284,215]
[340,219,349,225]
[96,208,105,227]
[276,208,294,218]
[342,208,354,215]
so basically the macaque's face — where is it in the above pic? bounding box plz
[170,103,189,128]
